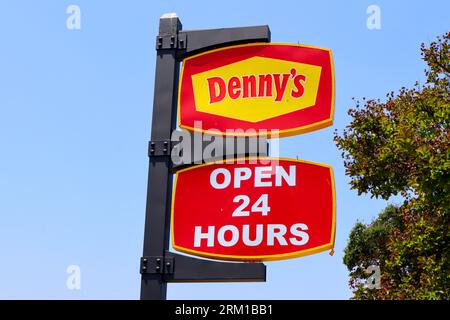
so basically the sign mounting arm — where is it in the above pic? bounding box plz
[178,25,271,58]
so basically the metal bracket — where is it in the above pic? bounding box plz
[156,33,187,50]
[140,256,163,274]
[148,140,171,157]
[156,34,179,50]
[142,252,264,280]
[178,32,187,50]
[141,256,174,275]
[164,255,174,274]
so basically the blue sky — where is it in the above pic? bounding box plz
[0,1,448,299]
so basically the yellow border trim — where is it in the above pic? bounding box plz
[177,43,335,138]
[171,157,336,262]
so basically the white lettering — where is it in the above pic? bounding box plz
[217,225,239,247]
[267,224,288,246]
[275,165,296,186]
[289,223,309,245]
[192,223,310,248]
[242,224,263,246]
[234,167,252,188]
[194,226,215,247]
[255,166,272,187]
[210,168,231,189]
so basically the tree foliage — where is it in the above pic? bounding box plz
[335,32,450,299]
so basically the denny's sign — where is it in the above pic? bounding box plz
[178,43,334,137]
[172,158,335,261]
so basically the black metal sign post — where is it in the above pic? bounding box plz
[140,13,271,300]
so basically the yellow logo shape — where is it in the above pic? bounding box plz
[191,56,322,122]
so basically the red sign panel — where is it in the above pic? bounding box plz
[171,158,335,261]
[178,43,334,137]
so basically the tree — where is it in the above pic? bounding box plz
[335,32,450,299]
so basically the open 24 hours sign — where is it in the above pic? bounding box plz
[178,43,334,137]
[171,158,335,261]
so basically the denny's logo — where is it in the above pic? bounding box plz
[178,44,334,137]
[205,64,317,104]
[192,57,322,122]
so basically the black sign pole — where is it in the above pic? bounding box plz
[140,13,271,300]
[140,14,181,300]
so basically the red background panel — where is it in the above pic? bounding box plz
[179,44,334,136]
[172,158,335,261]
